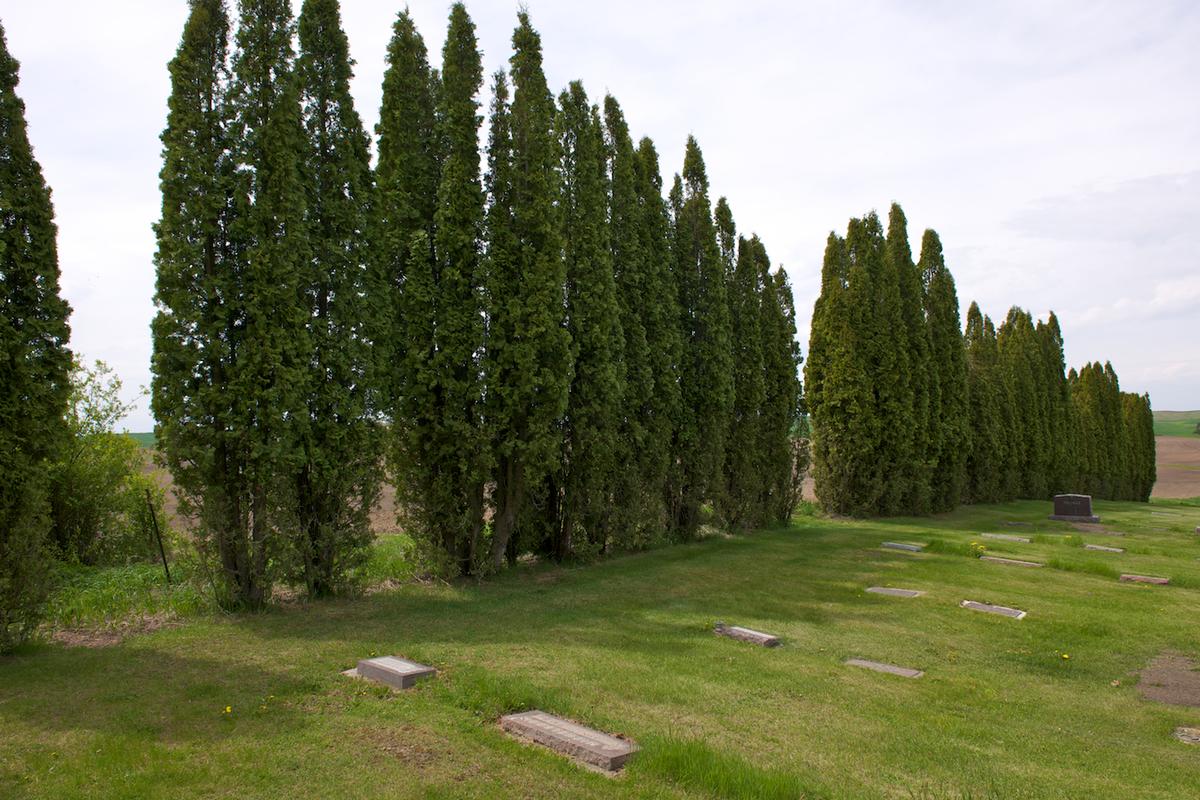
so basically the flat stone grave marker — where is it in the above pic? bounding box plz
[845,658,923,678]
[881,541,925,553]
[1049,493,1100,523]
[1151,511,1177,517]
[960,600,1027,619]
[1084,543,1124,553]
[866,587,925,598]
[714,621,781,647]
[980,555,1043,568]
[1002,521,1033,527]
[1174,727,1200,745]
[981,532,1031,543]
[500,710,637,771]
[1120,573,1170,585]
[350,656,436,689]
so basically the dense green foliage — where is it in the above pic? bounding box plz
[0,21,72,651]
[809,204,1151,516]
[149,6,803,588]
[47,361,166,566]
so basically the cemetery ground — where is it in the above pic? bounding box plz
[3,499,1200,798]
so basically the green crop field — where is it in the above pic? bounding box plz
[125,431,156,448]
[1154,411,1200,438]
[3,500,1199,798]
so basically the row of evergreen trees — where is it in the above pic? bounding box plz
[151,0,804,607]
[0,21,74,652]
[806,205,1155,517]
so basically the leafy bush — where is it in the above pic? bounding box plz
[47,360,168,565]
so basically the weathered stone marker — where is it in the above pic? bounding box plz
[1002,521,1033,527]
[881,541,925,553]
[866,587,925,598]
[1084,543,1124,553]
[500,710,637,771]
[980,555,1043,568]
[1119,573,1170,585]
[1174,727,1200,745]
[845,658,923,678]
[714,621,781,647]
[1049,494,1100,523]
[352,656,436,689]
[981,533,1031,543]
[960,600,1026,619]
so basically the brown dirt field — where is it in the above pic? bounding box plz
[1137,652,1200,707]
[1153,436,1200,499]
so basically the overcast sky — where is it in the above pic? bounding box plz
[3,0,1197,430]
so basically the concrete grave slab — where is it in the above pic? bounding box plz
[1002,521,1033,527]
[981,533,1031,543]
[1120,574,1170,585]
[1049,493,1100,523]
[1174,727,1200,745]
[1084,543,1124,553]
[866,587,925,598]
[352,656,436,689]
[980,555,1043,568]
[845,658,923,678]
[960,600,1026,619]
[500,710,637,771]
[714,622,781,647]
[881,541,925,553]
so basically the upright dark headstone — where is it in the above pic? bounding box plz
[1049,494,1100,523]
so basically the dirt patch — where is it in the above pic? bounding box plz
[1154,437,1200,499]
[50,612,180,648]
[357,724,440,769]
[1137,651,1200,707]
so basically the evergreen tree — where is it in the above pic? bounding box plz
[223,0,312,608]
[760,257,804,524]
[151,0,252,608]
[875,207,913,514]
[963,303,1004,503]
[373,8,437,405]
[483,13,570,568]
[721,234,766,529]
[919,230,967,511]
[552,81,623,558]
[714,197,737,282]
[633,136,684,536]
[292,0,379,596]
[887,204,927,513]
[602,96,653,542]
[670,137,734,535]
[0,20,72,651]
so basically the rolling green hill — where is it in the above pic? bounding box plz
[1154,410,1200,437]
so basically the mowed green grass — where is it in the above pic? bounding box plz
[1154,411,1200,438]
[3,500,1199,799]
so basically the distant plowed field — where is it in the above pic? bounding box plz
[1153,435,1200,499]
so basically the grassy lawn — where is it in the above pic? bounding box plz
[1154,411,1200,438]
[2,500,1199,799]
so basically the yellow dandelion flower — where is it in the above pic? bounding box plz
[224,705,232,714]
[1061,654,1070,660]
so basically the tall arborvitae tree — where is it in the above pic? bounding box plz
[551,81,623,559]
[1121,392,1155,502]
[431,2,488,573]
[483,13,570,568]
[373,8,437,403]
[633,136,684,535]
[887,204,927,514]
[152,1,248,607]
[292,0,379,596]
[670,137,733,535]
[760,255,804,524]
[875,207,913,515]
[963,303,1004,503]
[1035,313,1071,493]
[602,96,652,542]
[919,230,967,511]
[223,0,312,608]
[721,234,766,529]
[714,197,737,283]
[0,20,72,651]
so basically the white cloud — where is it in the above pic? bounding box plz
[2,0,1197,426]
